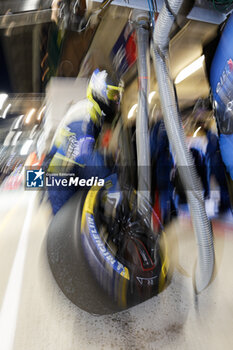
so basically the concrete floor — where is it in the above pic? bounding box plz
[0,188,233,350]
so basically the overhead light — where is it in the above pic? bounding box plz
[193,126,201,138]
[0,93,8,110]
[20,139,33,156]
[37,106,46,121]
[148,91,156,104]
[3,131,14,147]
[1,103,11,119]
[25,108,36,124]
[175,55,205,84]
[12,131,22,146]
[128,104,137,119]
[14,115,24,130]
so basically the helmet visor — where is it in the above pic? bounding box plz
[107,85,123,104]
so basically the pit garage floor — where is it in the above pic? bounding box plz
[0,188,233,350]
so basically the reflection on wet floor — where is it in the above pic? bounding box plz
[0,189,233,350]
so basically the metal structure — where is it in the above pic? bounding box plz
[93,0,227,24]
[0,0,52,14]
[133,10,151,208]
[0,9,52,29]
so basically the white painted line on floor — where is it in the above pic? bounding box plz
[0,191,37,350]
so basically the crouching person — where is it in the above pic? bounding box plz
[44,69,123,214]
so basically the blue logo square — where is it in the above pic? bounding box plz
[26,169,45,188]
